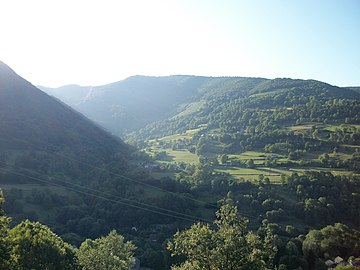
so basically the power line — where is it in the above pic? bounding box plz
[0,161,213,223]
[0,136,218,208]
[0,167,211,224]
[0,136,258,220]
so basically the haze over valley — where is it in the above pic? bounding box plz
[1,60,360,269]
[1,1,360,269]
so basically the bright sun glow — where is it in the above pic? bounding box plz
[0,0,359,87]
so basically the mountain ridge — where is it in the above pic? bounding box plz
[40,75,360,138]
[0,60,130,181]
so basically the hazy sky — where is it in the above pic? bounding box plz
[0,0,359,87]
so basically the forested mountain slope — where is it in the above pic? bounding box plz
[346,86,360,94]
[41,76,360,141]
[0,62,206,269]
[0,61,130,180]
[2,62,360,269]
[133,77,360,140]
[40,76,267,136]
[0,61,143,239]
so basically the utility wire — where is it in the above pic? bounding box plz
[0,136,258,220]
[0,167,210,224]
[0,161,213,223]
[0,136,218,208]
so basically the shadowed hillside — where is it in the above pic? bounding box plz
[0,60,130,182]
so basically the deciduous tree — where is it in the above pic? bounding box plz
[9,220,78,270]
[78,230,136,270]
[0,189,11,269]
[168,200,276,270]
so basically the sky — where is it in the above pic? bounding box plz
[0,0,359,87]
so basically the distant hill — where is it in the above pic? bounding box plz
[40,76,360,138]
[0,60,130,182]
[40,76,267,136]
[0,61,204,255]
[131,78,360,140]
[250,78,360,99]
[2,62,360,270]
[346,86,360,94]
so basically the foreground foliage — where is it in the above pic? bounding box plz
[9,220,78,270]
[0,189,136,270]
[168,200,276,270]
[78,230,136,270]
[303,223,360,269]
[0,190,11,269]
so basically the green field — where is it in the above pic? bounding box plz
[288,167,358,176]
[215,164,358,184]
[172,101,205,119]
[229,151,279,165]
[146,148,199,164]
[166,149,199,164]
[215,166,283,183]
[287,123,360,133]
[149,127,204,143]
[229,151,272,160]
[145,127,202,164]
[145,124,358,185]
[288,123,323,130]
[324,124,360,132]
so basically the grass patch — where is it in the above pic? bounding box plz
[288,124,316,132]
[166,149,199,164]
[229,151,272,160]
[215,166,283,183]
[229,151,282,166]
[287,167,357,176]
[149,127,204,144]
[324,124,360,132]
[173,101,205,119]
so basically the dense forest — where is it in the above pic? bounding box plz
[1,62,360,269]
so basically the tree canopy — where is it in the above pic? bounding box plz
[168,200,276,270]
[303,223,360,268]
[78,230,136,270]
[0,189,11,269]
[9,220,78,270]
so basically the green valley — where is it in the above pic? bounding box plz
[1,62,360,270]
